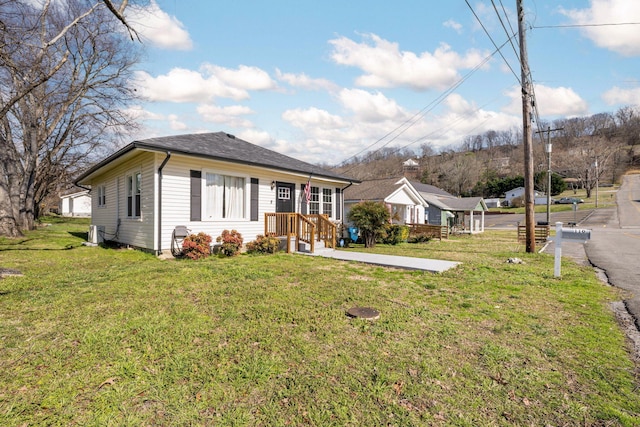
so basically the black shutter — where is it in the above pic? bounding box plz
[190,170,201,221]
[250,178,259,221]
[335,187,342,220]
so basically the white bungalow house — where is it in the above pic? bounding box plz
[59,190,92,217]
[75,132,358,255]
[504,186,549,206]
[343,177,427,227]
[410,181,487,233]
[343,177,488,234]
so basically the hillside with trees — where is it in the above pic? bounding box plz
[332,106,640,199]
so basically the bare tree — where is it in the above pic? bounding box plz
[562,136,620,199]
[0,0,140,236]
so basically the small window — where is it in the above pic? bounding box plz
[97,185,106,207]
[309,186,320,214]
[278,186,291,200]
[127,172,141,217]
[322,188,332,217]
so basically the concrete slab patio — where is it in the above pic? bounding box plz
[308,248,460,273]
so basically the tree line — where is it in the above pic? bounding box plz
[334,107,640,199]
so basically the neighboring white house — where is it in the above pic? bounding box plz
[411,181,487,233]
[504,186,548,206]
[75,132,358,255]
[59,190,91,217]
[343,177,427,226]
[343,177,488,234]
[484,198,502,208]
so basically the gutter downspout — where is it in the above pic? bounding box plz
[157,152,171,255]
[340,181,354,232]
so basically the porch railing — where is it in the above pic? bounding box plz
[407,223,449,241]
[305,214,336,249]
[265,213,315,253]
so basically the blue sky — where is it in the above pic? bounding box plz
[124,0,640,165]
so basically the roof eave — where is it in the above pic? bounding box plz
[76,142,358,185]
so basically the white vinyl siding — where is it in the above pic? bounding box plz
[88,151,155,250]
[89,151,348,253]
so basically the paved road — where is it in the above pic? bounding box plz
[584,174,640,322]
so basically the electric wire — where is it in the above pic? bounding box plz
[492,0,520,61]
[465,0,521,85]
[534,22,640,29]
[339,38,513,173]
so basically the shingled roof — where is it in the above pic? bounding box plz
[343,177,406,201]
[77,132,357,184]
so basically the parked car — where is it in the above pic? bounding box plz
[554,197,584,204]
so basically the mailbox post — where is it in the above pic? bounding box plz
[554,222,591,277]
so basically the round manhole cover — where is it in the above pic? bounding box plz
[346,306,380,320]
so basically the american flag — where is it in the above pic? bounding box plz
[304,180,311,204]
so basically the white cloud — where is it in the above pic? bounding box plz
[196,104,255,128]
[443,19,463,34]
[201,64,277,91]
[329,33,488,90]
[133,64,276,103]
[237,129,274,147]
[602,86,640,105]
[282,107,347,130]
[123,105,164,121]
[126,0,193,50]
[166,114,186,130]
[560,0,640,56]
[275,69,339,92]
[503,84,589,117]
[337,89,406,122]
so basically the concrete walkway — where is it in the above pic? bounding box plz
[308,248,460,273]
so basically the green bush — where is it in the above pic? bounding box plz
[246,234,280,254]
[408,234,432,243]
[216,229,243,256]
[346,201,390,248]
[381,224,409,245]
[182,232,212,260]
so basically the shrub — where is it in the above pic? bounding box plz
[408,234,432,243]
[182,232,212,260]
[346,201,390,248]
[510,195,524,208]
[216,229,243,256]
[246,234,280,254]
[381,224,409,245]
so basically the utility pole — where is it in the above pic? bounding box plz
[517,0,535,253]
[535,126,563,225]
[594,156,599,208]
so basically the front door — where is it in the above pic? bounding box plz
[275,182,295,213]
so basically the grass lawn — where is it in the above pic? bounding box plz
[1,217,639,426]
[490,184,619,214]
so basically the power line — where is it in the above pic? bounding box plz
[492,0,520,61]
[339,40,510,172]
[533,22,640,29]
[465,0,521,85]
